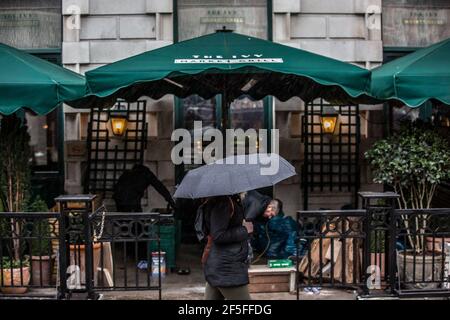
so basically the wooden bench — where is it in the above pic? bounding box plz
[248,265,296,294]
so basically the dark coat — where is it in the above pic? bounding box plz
[241,190,272,222]
[113,164,175,212]
[203,196,249,288]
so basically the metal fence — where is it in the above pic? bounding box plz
[0,195,163,300]
[0,212,60,298]
[296,193,450,299]
[394,208,450,298]
[296,209,366,298]
[89,209,163,297]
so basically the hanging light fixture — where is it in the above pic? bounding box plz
[109,105,128,137]
[320,106,339,135]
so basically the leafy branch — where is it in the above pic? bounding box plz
[365,122,450,252]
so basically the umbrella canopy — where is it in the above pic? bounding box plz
[71,30,372,108]
[371,38,450,107]
[173,153,296,199]
[0,43,86,115]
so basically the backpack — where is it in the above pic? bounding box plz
[195,197,235,264]
[195,197,235,242]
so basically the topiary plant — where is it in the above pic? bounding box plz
[365,121,450,252]
[0,115,32,261]
[365,122,450,209]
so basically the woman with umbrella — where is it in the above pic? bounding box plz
[174,153,296,300]
[199,194,254,300]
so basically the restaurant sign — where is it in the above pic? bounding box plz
[0,12,40,27]
[383,1,450,47]
[200,9,244,24]
[175,54,283,64]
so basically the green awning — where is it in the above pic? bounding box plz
[0,43,86,116]
[73,30,371,108]
[371,38,450,108]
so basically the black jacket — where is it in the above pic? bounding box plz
[242,190,272,222]
[113,164,175,212]
[203,196,249,287]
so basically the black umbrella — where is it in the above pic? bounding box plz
[173,153,296,199]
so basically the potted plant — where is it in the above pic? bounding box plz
[0,258,30,294]
[0,115,32,294]
[25,198,54,286]
[366,122,450,289]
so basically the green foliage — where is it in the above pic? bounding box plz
[365,122,450,209]
[25,198,51,257]
[370,230,386,253]
[0,115,32,261]
[0,114,32,212]
[366,122,450,252]
[1,257,29,269]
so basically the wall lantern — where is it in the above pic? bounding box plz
[320,106,339,135]
[109,108,128,137]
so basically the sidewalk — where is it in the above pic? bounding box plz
[100,244,357,300]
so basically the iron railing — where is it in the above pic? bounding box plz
[394,208,450,297]
[1,195,163,300]
[89,209,162,298]
[2,193,450,300]
[0,212,60,299]
[296,209,366,299]
[296,193,450,299]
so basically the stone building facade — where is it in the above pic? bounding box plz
[61,0,384,215]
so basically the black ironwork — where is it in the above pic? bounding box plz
[0,211,60,299]
[296,192,450,299]
[85,100,148,198]
[296,209,366,299]
[2,192,450,300]
[55,194,97,299]
[394,208,450,298]
[89,209,163,299]
[55,195,162,300]
[359,192,399,297]
[302,99,360,210]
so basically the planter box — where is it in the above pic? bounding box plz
[397,251,444,290]
[0,267,30,294]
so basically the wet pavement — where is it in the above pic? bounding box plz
[100,244,358,300]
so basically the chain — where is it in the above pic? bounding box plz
[93,207,106,242]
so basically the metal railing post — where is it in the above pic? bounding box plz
[57,202,68,299]
[55,195,97,300]
[359,192,399,296]
[387,197,397,295]
[83,199,95,299]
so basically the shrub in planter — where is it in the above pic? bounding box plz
[0,258,30,294]
[365,122,450,288]
[0,115,31,261]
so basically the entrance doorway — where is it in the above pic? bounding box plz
[174,94,273,242]
[174,0,272,243]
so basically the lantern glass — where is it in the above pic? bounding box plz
[320,106,339,135]
[110,116,128,136]
[320,116,338,134]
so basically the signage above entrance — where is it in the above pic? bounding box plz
[174,55,284,64]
